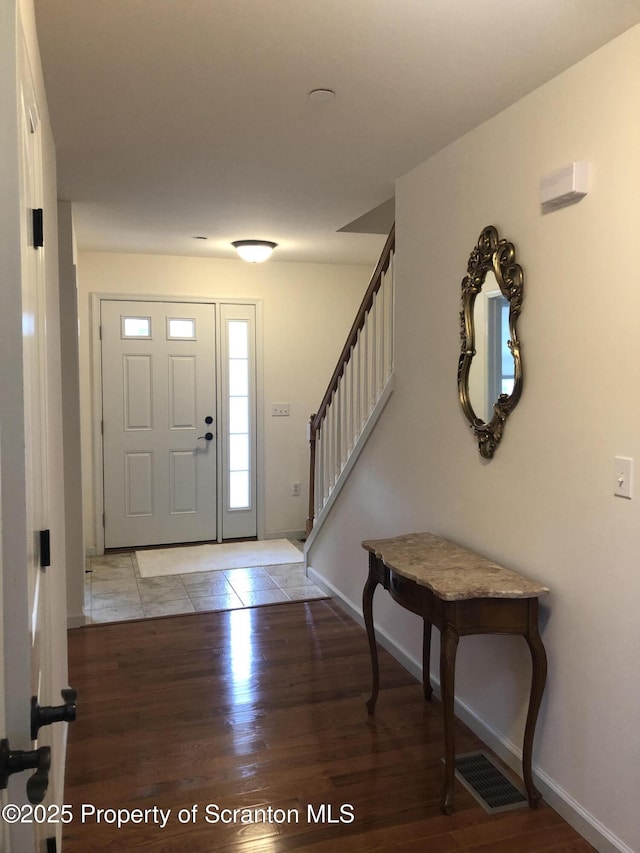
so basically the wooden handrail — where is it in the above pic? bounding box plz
[306,224,395,535]
[310,224,395,437]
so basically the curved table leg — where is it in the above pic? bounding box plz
[439,624,459,815]
[422,620,433,701]
[523,614,547,807]
[363,568,380,715]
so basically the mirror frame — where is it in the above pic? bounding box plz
[458,225,524,459]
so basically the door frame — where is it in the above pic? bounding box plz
[90,293,265,555]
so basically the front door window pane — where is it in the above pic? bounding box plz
[229,471,249,509]
[168,318,196,339]
[229,434,249,471]
[229,397,249,435]
[229,359,249,396]
[123,316,151,338]
[227,320,250,509]
[228,320,248,358]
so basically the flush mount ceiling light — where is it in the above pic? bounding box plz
[231,240,278,263]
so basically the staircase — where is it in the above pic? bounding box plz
[306,225,395,540]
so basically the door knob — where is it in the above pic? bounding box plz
[0,739,50,804]
[31,688,77,739]
[204,416,213,424]
[197,432,214,441]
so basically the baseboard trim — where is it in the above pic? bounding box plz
[67,614,86,629]
[306,566,632,853]
[265,530,305,542]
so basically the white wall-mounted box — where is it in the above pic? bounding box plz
[540,161,589,209]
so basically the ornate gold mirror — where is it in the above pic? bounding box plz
[458,225,523,458]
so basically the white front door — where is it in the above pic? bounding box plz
[102,300,218,548]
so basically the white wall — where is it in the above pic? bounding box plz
[76,252,375,551]
[308,25,640,853]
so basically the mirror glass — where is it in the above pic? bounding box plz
[458,226,523,458]
[467,273,514,423]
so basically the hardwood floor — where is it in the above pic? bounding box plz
[63,601,594,852]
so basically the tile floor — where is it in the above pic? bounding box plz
[85,543,327,624]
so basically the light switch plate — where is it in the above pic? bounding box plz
[271,403,290,417]
[614,456,633,499]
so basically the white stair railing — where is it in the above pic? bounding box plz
[307,226,395,534]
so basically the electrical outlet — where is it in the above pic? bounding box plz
[292,482,301,496]
[271,403,290,417]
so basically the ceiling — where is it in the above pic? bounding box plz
[34,0,640,266]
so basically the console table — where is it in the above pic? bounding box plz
[362,532,549,814]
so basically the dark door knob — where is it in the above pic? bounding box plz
[31,688,77,739]
[197,432,214,441]
[0,738,50,804]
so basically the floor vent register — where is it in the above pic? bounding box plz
[452,751,529,814]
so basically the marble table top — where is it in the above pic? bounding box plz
[362,532,549,601]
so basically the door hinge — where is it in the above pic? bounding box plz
[99,324,103,340]
[32,208,44,249]
[102,512,106,527]
[39,530,51,568]
[101,419,104,435]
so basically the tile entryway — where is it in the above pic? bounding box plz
[84,542,326,624]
